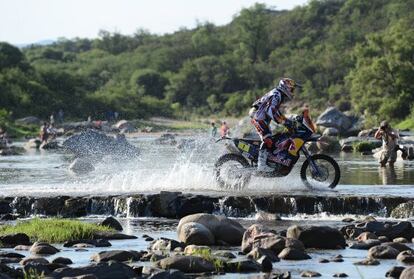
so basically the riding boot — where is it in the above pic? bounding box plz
[257,149,274,172]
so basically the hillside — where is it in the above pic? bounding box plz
[0,0,413,129]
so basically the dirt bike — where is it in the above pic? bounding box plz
[214,110,340,190]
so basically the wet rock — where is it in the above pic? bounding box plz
[385,266,405,278]
[368,245,399,259]
[145,237,154,241]
[52,257,73,265]
[149,191,181,218]
[356,232,377,241]
[20,257,49,265]
[331,255,344,262]
[278,248,311,260]
[63,239,111,248]
[23,262,52,275]
[378,236,389,242]
[155,255,215,273]
[61,198,88,217]
[40,140,60,150]
[50,262,137,279]
[356,221,413,240]
[183,245,210,255]
[318,258,329,263]
[287,225,346,249]
[0,252,24,259]
[251,234,286,255]
[32,197,65,215]
[384,242,412,252]
[273,271,291,279]
[30,242,60,255]
[393,237,409,243]
[0,263,23,278]
[0,233,31,248]
[257,256,273,272]
[285,238,305,251]
[342,218,355,223]
[333,273,348,277]
[247,247,279,262]
[150,238,185,251]
[175,195,217,218]
[0,199,12,215]
[69,158,95,174]
[397,250,414,264]
[323,127,339,137]
[177,213,245,246]
[401,266,414,279]
[178,222,214,245]
[241,224,274,253]
[100,216,123,231]
[0,257,21,264]
[317,136,341,152]
[90,250,142,262]
[300,270,321,277]
[349,239,381,250]
[316,107,352,134]
[150,253,167,262]
[14,245,31,251]
[391,201,414,219]
[73,243,95,248]
[147,269,187,279]
[353,258,380,265]
[92,231,137,240]
[225,259,261,273]
[220,196,255,217]
[212,251,236,259]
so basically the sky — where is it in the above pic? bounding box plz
[0,0,308,45]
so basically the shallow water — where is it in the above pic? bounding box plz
[3,217,409,279]
[1,134,414,197]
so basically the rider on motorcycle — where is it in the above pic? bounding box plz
[250,78,301,172]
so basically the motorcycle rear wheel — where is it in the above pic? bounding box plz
[300,154,340,189]
[214,153,251,190]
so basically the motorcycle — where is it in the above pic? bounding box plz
[214,110,340,190]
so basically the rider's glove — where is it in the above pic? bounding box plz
[263,137,273,149]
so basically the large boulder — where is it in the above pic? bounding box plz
[401,267,414,279]
[357,221,413,240]
[30,242,60,255]
[278,247,311,260]
[50,262,136,279]
[155,255,215,273]
[62,129,140,158]
[316,107,352,134]
[150,238,185,251]
[178,222,214,245]
[241,224,274,253]
[90,250,142,262]
[99,216,123,231]
[177,213,245,246]
[0,233,31,248]
[368,245,399,259]
[391,201,414,219]
[287,226,346,249]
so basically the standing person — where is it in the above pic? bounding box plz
[0,127,10,148]
[220,121,229,138]
[250,78,301,172]
[375,120,399,167]
[40,122,50,144]
[211,122,217,138]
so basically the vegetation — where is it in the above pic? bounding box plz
[353,141,378,152]
[0,218,113,243]
[0,0,413,129]
[189,248,225,272]
[0,109,38,137]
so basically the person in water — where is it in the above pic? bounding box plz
[375,120,399,167]
[250,78,301,172]
[220,121,230,138]
[210,122,218,138]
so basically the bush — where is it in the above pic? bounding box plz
[353,141,377,152]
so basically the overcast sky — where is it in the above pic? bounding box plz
[0,0,308,45]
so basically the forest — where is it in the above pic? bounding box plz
[1,0,413,129]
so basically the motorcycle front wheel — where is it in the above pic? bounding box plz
[214,153,251,190]
[300,154,340,189]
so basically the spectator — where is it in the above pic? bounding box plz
[211,122,217,138]
[58,109,64,123]
[220,121,230,138]
[50,114,55,125]
[0,127,10,147]
[374,120,399,167]
[40,122,50,144]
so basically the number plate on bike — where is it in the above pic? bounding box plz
[238,142,250,152]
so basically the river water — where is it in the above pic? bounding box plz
[1,134,414,278]
[0,134,413,197]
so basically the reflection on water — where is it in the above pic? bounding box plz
[0,135,414,197]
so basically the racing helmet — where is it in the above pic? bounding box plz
[277,78,301,100]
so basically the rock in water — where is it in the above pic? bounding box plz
[287,225,346,249]
[100,216,123,231]
[316,107,352,134]
[62,129,140,158]
[69,158,95,174]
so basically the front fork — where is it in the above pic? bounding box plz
[301,146,322,177]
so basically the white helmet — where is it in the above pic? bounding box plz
[277,78,300,100]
